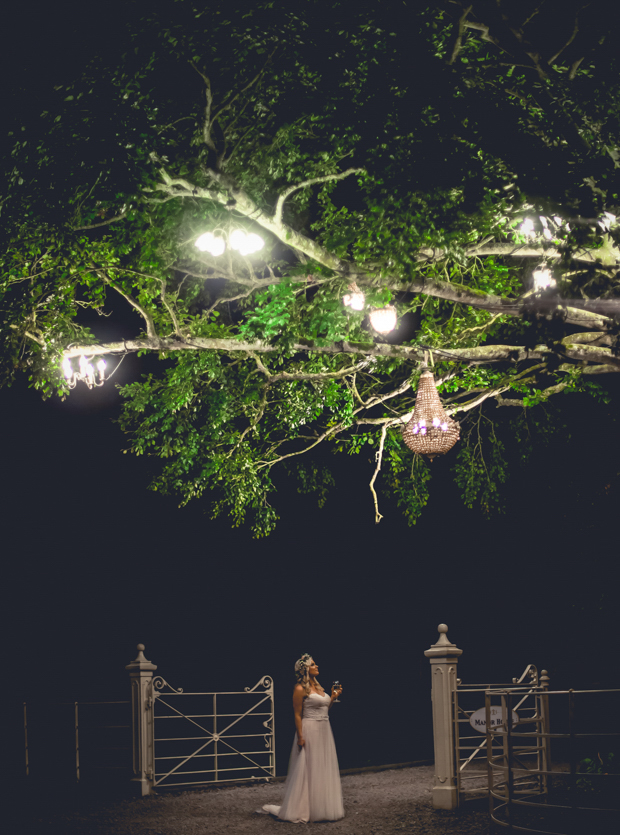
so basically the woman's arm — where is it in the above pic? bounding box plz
[293,684,305,746]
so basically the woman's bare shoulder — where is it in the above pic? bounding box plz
[293,683,305,694]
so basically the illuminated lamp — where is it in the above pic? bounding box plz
[369,305,397,334]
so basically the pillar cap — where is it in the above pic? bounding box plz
[125,643,158,672]
[424,623,463,658]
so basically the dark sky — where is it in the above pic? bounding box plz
[2,0,619,781]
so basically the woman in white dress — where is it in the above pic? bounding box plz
[263,654,344,823]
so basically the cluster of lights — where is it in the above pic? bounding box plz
[409,417,449,436]
[342,283,398,334]
[195,229,264,257]
[519,215,563,241]
[519,212,617,241]
[62,355,106,389]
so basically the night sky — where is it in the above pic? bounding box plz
[2,0,619,784]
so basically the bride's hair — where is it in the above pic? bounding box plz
[295,653,325,696]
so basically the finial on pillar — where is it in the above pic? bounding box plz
[125,643,157,672]
[424,624,463,658]
[540,670,550,689]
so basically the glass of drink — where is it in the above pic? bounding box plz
[332,681,341,702]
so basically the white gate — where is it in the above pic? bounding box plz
[425,625,550,810]
[151,674,276,789]
[454,664,551,801]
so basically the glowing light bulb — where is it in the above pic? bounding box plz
[210,237,226,256]
[441,422,448,431]
[519,218,536,239]
[195,232,215,251]
[195,232,226,256]
[432,417,440,427]
[97,359,106,380]
[229,229,246,250]
[343,292,365,310]
[369,305,397,334]
[62,358,73,379]
[532,266,556,291]
[244,233,264,254]
[599,212,617,232]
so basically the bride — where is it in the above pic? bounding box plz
[263,654,344,822]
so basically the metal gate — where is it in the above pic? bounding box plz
[487,686,620,833]
[454,665,551,802]
[151,674,275,789]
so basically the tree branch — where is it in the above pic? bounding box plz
[74,208,128,231]
[447,4,473,65]
[95,269,157,339]
[369,424,388,524]
[274,168,364,225]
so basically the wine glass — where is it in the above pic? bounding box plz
[332,681,341,703]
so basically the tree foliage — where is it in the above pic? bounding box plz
[3,0,620,534]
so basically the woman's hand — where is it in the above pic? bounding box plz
[298,736,305,748]
[331,684,343,701]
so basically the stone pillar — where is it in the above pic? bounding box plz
[424,624,463,810]
[126,644,157,796]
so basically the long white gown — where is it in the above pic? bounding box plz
[263,692,344,823]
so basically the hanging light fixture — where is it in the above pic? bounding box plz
[342,281,365,311]
[402,368,460,461]
[369,305,397,334]
[195,228,264,257]
[62,355,107,389]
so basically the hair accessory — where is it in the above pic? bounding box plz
[294,653,312,684]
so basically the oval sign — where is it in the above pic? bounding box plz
[470,706,519,733]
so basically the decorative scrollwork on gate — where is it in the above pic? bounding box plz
[262,717,273,749]
[245,675,273,693]
[152,676,184,694]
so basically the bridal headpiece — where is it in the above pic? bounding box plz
[295,653,312,684]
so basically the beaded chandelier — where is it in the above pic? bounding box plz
[402,369,460,461]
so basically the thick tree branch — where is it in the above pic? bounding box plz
[447,4,473,64]
[151,166,620,329]
[274,168,364,225]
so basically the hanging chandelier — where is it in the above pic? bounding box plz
[402,369,460,461]
[62,355,106,389]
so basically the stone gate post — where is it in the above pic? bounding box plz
[424,624,463,810]
[126,644,157,796]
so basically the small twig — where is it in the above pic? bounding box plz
[74,208,128,231]
[369,425,388,525]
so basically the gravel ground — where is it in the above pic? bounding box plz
[10,765,495,835]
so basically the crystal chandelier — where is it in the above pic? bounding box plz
[402,369,460,461]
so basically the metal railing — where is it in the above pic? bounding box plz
[22,700,131,784]
[486,687,620,834]
[152,674,275,789]
[455,665,550,802]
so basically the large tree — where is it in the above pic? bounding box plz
[3,0,620,535]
